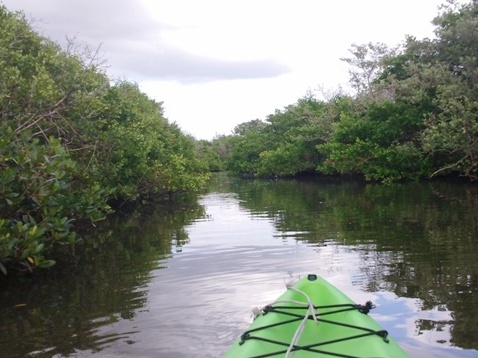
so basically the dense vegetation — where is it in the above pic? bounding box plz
[209,1,478,183]
[0,6,209,273]
[2,1,477,273]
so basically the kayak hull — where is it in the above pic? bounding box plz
[224,274,408,357]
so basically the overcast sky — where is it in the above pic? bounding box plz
[2,0,449,139]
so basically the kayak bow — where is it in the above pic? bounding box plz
[224,274,409,357]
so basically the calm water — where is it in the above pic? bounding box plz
[1,175,478,357]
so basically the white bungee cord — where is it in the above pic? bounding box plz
[282,286,318,357]
[253,276,319,358]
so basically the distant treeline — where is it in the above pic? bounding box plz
[199,1,478,183]
[0,6,209,273]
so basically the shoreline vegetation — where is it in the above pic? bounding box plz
[0,5,209,274]
[206,0,478,185]
[1,1,477,274]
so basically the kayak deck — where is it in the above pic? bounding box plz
[224,274,409,357]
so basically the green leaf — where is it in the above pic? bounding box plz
[38,259,56,268]
[35,243,44,253]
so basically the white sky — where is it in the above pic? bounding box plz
[2,0,448,139]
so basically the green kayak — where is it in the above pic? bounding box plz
[224,274,409,357]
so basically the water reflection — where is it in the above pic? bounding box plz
[217,176,478,353]
[1,175,477,358]
[0,197,205,357]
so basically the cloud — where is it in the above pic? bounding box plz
[2,0,289,83]
[2,0,449,139]
[113,44,290,83]
[13,0,159,41]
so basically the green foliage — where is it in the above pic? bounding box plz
[423,2,478,178]
[92,81,209,199]
[0,5,210,273]
[5,0,478,274]
[317,100,430,182]
[0,6,111,272]
[341,42,396,96]
[223,0,478,182]
[319,139,426,183]
[421,80,478,178]
[256,142,305,176]
[227,126,268,174]
[0,135,110,272]
[379,1,478,179]
[195,139,226,172]
[227,95,334,177]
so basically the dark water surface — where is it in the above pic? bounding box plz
[1,175,478,357]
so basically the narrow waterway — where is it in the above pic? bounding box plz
[1,175,477,357]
